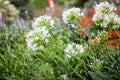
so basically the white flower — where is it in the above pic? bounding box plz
[90,57,103,71]
[45,39,49,43]
[108,13,120,29]
[95,2,116,14]
[26,27,50,51]
[3,0,10,6]
[93,1,116,22]
[93,2,120,29]
[64,43,84,58]
[62,7,84,24]
[39,45,44,50]
[64,44,73,54]
[75,44,84,53]
[32,15,54,29]
[92,13,103,22]
[93,12,120,28]
[101,14,110,28]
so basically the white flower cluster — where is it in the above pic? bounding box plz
[26,27,50,51]
[95,2,116,14]
[93,2,120,29]
[32,15,54,29]
[90,57,103,71]
[64,43,84,58]
[62,7,84,24]
[26,15,55,51]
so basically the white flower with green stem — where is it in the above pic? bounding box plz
[95,2,116,14]
[64,43,84,58]
[93,2,120,29]
[62,7,84,25]
[26,27,50,51]
[32,15,54,29]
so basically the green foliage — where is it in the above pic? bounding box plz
[10,0,34,19]
[54,0,88,7]
[0,24,120,79]
[55,0,77,5]
[30,0,84,10]
[0,27,25,53]
[75,0,88,7]
[31,0,48,10]
[0,27,55,80]
[0,6,120,79]
[88,45,120,80]
[10,0,30,7]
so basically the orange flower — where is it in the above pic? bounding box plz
[88,36,101,45]
[94,36,101,42]
[87,9,96,14]
[107,29,120,39]
[79,16,92,28]
[88,39,95,45]
[81,24,88,28]
[104,40,120,47]
[113,40,119,46]
[107,29,113,39]
[81,31,88,37]
[90,48,94,51]
[113,30,119,38]
[104,40,114,46]
[117,9,120,13]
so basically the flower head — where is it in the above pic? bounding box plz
[93,2,120,29]
[62,7,84,24]
[64,43,84,58]
[95,2,116,14]
[32,15,54,28]
[26,27,50,51]
[93,12,120,29]
[90,57,103,71]
[107,13,120,29]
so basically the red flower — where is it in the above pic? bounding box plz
[113,30,119,38]
[107,29,120,39]
[79,16,92,28]
[88,39,95,45]
[107,29,113,39]
[104,40,114,46]
[87,9,96,14]
[81,31,88,37]
[104,40,120,47]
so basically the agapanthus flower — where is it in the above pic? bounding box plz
[92,13,103,22]
[93,13,120,29]
[62,7,84,24]
[32,15,54,28]
[92,2,120,29]
[26,27,50,51]
[64,43,84,58]
[90,57,103,71]
[106,13,120,29]
[95,2,116,14]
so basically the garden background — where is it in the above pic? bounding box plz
[0,0,120,80]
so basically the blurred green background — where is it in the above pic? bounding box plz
[9,0,88,19]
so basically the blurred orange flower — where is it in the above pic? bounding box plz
[79,16,92,28]
[107,29,120,39]
[87,9,96,14]
[81,31,88,37]
[104,40,120,47]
